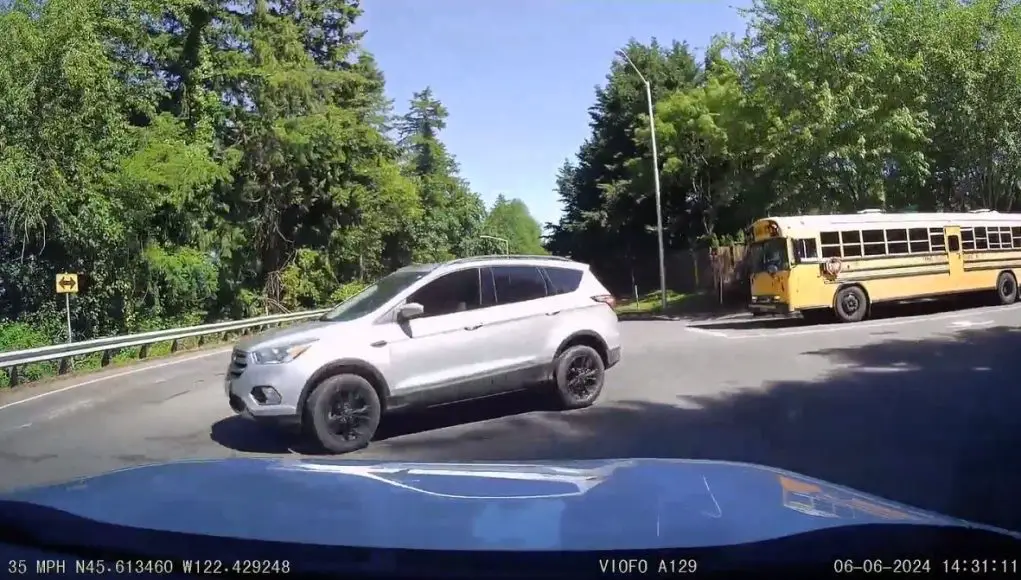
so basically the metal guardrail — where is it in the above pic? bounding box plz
[0,308,330,387]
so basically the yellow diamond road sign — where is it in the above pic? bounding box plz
[56,273,79,294]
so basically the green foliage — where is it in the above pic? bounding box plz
[481,195,548,255]
[329,281,370,304]
[0,0,547,375]
[394,87,487,264]
[549,0,1021,282]
[279,248,337,310]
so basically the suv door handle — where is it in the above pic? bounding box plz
[545,311,561,316]
[464,324,483,331]
[370,340,387,347]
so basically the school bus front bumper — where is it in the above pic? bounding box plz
[748,295,791,314]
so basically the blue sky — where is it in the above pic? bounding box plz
[359,0,751,227]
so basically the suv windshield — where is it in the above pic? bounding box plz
[321,270,430,322]
[750,238,790,274]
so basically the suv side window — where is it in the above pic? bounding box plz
[542,266,583,295]
[407,268,482,318]
[491,265,548,305]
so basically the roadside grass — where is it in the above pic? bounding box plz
[614,289,744,319]
[615,290,699,315]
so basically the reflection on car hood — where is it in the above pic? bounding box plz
[2,458,1017,551]
[234,320,333,351]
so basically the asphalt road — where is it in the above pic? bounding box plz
[2,297,1021,531]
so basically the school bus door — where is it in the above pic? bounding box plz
[944,226,963,278]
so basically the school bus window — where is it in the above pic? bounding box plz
[862,229,885,256]
[841,231,863,257]
[887,228,907,241]
[974,227,988,250]
[989,229,1003,248]
[908,228,930,253]
[948,235,960,252]
[992,226,1014,249]
[820,231,841,258]
[929,228,945,250]
[861,229,884,243]
[1013,227,1021,246]
[794,238,818,262]
[961,228,975,250]
[886,228,908,254]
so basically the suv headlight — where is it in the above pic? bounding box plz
[252,340,318,365]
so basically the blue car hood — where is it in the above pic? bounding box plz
[2,458,1017,551]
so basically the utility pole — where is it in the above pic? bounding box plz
[617,49,668,311]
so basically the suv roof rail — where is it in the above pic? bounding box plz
[446,254,573,266]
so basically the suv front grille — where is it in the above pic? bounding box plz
[228,349,248,378]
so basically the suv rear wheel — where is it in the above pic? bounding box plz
[305,374,381,454]
[551,345,605,410]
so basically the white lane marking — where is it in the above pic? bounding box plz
[693,305,1021,340]
[685,326,730,338]
[950,319,994,329]
[0,347,232,412]
[45,398,94,420]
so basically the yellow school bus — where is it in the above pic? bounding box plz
[746,210,1021,322]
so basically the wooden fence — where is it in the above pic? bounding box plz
[592,244,752,303]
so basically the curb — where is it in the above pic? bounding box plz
[616,309,748,322]
[616,313,688,321]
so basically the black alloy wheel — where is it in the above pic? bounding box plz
[306,374,382,454]
[552,344,605,410]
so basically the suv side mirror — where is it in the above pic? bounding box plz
[397,302,425,321]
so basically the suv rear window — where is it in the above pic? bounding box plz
[542,266,583,295]
[491,265,548,305]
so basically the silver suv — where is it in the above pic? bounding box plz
[225,255,622,453]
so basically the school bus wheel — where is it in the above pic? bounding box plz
[833,285,869,323]
[996,271,1018,305]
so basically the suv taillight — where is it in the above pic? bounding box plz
[591,295,616,309]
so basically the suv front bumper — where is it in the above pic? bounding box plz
[225,349,306,430]
[607,346,622,368]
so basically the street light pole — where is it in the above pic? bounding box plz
[617,49,668,311]
[479,234,510,255]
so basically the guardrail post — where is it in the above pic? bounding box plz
[58,357,71,375]
[101,350,112,367]
[8,366,18,387]
[139,344,150,359]
[170,339,180,354]
[197,335,206,347]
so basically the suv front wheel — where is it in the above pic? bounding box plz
[305,374,382,454]
[551,345,605,410]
